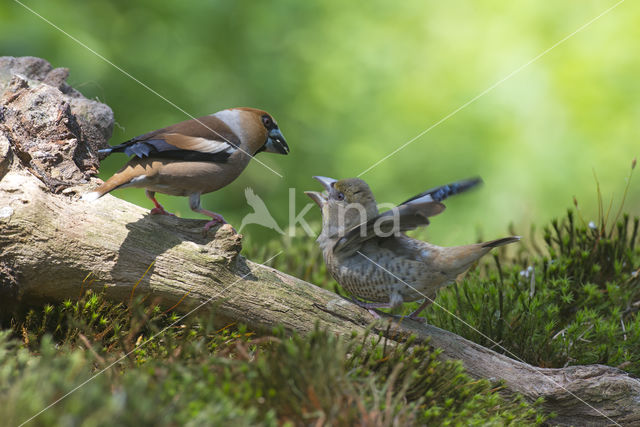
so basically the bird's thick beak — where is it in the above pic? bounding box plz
[312,176,337,193]
[264,128,289,155]
[304,191,326,208]
[305,176,336,207]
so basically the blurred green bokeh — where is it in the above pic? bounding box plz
[2,0,638,246]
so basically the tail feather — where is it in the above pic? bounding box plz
[438,236,520,274]
[81,163,146,201]
[81,180,126,202]
[482,236,521,248]
[81,191,103,201]
[99,139,137,155]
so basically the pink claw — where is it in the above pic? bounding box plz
[149,207,175,216]
[147,191,175,216]
[406,313,427,323]
[368,309,381,319]
[202,213,237,236]
[203,215,225,231]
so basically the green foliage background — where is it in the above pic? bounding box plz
[1,0,638,245]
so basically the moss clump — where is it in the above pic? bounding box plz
[423,164,640,375]
[423,207,640,374]
[0,292,544,425]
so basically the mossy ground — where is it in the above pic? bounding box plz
[2,168,638,425]
[0,293,543,426]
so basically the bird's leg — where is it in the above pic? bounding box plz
[146,190,175,216]
[189,193,227,231]
[350,296,392,318]
[405,299,432,322]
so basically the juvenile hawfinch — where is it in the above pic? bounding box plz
[83,107,289,230]
[305,176,519,321]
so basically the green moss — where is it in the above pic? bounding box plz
[0,292,543,425]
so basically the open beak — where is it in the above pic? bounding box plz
[312,176,337,192]
[305,176,337,208]
[304,191,326,208]
[264,128,289,155]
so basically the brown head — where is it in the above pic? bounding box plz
[306,176,379,238]
[213,107,289,156]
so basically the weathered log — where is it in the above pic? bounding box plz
[1,56,639,426]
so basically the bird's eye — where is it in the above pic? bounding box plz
[262,115,273,128]
[336,192,345,201]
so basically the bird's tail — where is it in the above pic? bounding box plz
[81,163,143,201]
[440,236,521,275]
[82,148,116,200]
[81,181,116,202]
[481,236,521,248]
[81,190,104,202]
[401,177,483,205]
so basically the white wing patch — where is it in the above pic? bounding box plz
[130,175,148,184]
[403,194,434,205]
[166,134,236,154]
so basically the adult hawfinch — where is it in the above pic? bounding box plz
[83,107,289,230]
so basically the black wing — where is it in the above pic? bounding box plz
[99,116,241,163]
[401,177,482,205]
[100,137,234,162]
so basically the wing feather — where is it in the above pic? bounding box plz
[401,177,482,205]
[333,201,445,255]
[101,115,241,163]
[332,177,483,255]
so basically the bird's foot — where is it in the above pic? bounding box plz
[350,297,392,319]
[350,296,392,310]
[149,207,175,216]
[202,214,239,237]
[203,213,226,230]
[368,309,381,319]
[147,191,174,216]
[404,313,427,323]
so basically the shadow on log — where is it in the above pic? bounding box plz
[1,56,639,426]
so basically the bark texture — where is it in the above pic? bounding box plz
[1,56,639,426]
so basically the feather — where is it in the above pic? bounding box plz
[333,201,445,255]
[401,177,482,205]
[81,191,101,202]
[482,236,521,248]
[101,115,241,163]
